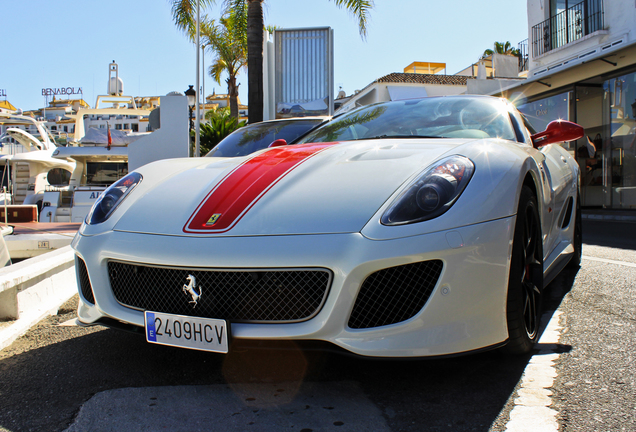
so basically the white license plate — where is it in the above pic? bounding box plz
[144,311,229,353]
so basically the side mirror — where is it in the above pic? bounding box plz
[268,139,287,148]
[531,120,584,149]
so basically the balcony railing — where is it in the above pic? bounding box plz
[532,0,604,57]
[518,39,529,72]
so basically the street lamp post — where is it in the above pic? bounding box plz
[185,85,196,154]
[195,0,201,157]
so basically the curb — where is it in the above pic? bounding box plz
[0,246,77,351]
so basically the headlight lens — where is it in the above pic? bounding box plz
[381,155,474,225]
[86,172,142,225]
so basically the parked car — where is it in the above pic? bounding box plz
[205,117,330,158]
[73,95,583,357]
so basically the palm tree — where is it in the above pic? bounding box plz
[171,0,374,124]
[225,0,374,124]
[481,41,520,59]
[170,0,217,34]
[201,7,247,118]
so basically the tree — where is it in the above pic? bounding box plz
[200,6,247,118]
[170,0,217,34]
[196,108,246,155]
[225,0,374,124]
[481,41,520,59]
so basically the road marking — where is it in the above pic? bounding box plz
[582,255,636,268]
[504,310,563,432]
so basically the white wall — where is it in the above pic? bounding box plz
[128,95,189,171]
[467,78,525,95]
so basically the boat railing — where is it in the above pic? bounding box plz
[44,185,68,192]
[75,185,111,191]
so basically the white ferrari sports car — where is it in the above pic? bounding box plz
[72,95,584,358]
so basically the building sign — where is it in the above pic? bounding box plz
[41,87,83,96]
[0,89,6,97]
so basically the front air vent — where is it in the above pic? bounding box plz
[76,256,95,305]
[348,260,443,329]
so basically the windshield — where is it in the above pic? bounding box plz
[206,118,325,157]
[298,97,516,144]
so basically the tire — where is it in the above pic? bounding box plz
[566,194,582,269]
[503,186,544,355]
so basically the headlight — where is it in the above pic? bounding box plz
[381,155,474,225]
[86,172,142,225]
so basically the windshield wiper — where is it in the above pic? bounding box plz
[357,134,444,140]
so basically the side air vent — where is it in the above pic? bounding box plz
[561,196,574,229]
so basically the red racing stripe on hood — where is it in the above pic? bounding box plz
[184,143,334,233]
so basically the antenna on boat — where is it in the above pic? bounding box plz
[108,61,125,108]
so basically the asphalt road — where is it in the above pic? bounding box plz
[0,219,633,432]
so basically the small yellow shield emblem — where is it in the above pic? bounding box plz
[206,213,221,226]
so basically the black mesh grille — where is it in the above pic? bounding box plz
[348,260,443,329]
[76,256,95,305]
[108,261,332,323]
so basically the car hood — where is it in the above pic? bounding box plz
[114,140,467,236]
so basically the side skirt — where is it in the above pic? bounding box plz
[543,245,574,287]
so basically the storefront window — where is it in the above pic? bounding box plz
[604,71,636,209]
[517,92,571,135]
[575,86,605,207]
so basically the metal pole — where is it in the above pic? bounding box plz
[202,44,206,122]
[3,187,7,225]
[195,0,201,157]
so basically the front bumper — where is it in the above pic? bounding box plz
[72,216,515,357]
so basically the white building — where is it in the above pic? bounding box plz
[496,0,636,210]
[336,62,469,113]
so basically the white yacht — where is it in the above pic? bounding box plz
[41,63,189,223]
[0,112,75,207]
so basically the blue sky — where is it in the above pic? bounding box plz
[1,0,528,111]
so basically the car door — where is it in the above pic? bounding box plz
[539,144,574,255]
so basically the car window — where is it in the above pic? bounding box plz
[298,97,517,144]
[520,114,538,135]
[206,119,325,157]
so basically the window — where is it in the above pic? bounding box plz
[46,169,72,187]
[603,71,636,209]
[533,0,604,56]
[85,162,128,186]
[517,92,571,134]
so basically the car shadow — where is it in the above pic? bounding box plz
[0,268,579,432]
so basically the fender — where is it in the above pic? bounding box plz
[362,139,546,241]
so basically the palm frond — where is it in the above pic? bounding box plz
[170,0,217,35]
[331,0,374,39]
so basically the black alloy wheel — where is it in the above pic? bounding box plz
[503,185,544,355]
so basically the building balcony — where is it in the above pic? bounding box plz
[532,0,604,58]
[518,39,529,72]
